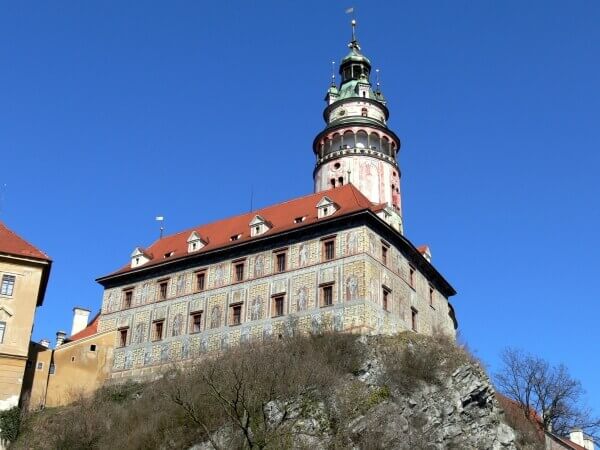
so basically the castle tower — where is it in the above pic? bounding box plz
[313,20,403,232]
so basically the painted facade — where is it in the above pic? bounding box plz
[98,225,455,380]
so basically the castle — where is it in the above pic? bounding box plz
[22,22,457,409]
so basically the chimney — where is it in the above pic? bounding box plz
[71,307,91,336]
[584,436,595,450]
[39,339,50,348]
[55,330,66,348]
[570,429,594,450]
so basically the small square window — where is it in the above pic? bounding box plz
[0,321,5,343]
[382,246,388,265]
[230,304,242,326]
[153,321,164,341]
[382,288,390,311]
[49,363,55,375]
[159,281,169,300]
[123,289,133,309]
[429,284,435,307]
[71,356,75,362]
[235,263,245,282]
[90,344,97,352]
[196,272,206,291]
[323,240,335,261]
[275,252,287,273]
[272,295,285,317]
[119,329,129,347]
[190,312,202,333]
[409,265,416,288]
[322,285,333,307]
[36,362,44,371]
[411,308,418,332]
[1,274,15,296]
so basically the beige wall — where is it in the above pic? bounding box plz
[0,255,48,411]
[22,332,115,409]
[21,343,52,411]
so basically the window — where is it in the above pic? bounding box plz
[90,344,97,352]
[119,328,128,347]
[71,356,75,362]
[322,285,333,307]
[196,271,206,291]
[381,246,388,265]
[36,362,44,371]
[382,288,390,311]
[429,284,435,307]
[1,275,15,296]
[0,321,5,343]
[230,234,241,241]
[230,304,242,326]
[411,308,418,332]
[123,289,133,309]
[409,265,416,288]
[294,216,305,224]
[275,252,286,273]
[323,239,335,261]
[272,295,284,317]
[159,281,169,300]
[361,107,368,117]
[235,262,245,282]
[190,312,203,333]
[49,363,55,375]
[153,321,164,341]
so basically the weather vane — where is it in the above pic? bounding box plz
[156,216,164,239]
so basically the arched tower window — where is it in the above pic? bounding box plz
[361,108,368,117]
[338,177,344,186]
[356,130,368,149]
[369,132,380,151]
[343,131,355,149]
[382,136,391,155]
[332,133,342,151]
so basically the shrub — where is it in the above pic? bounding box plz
[0,406,21,442]
[379,332,475,394]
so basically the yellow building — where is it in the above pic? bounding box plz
[0,221,51,411]
[22,313,115,409]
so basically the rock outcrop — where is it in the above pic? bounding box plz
[192,336,517,450]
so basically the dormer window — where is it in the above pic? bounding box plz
[316,196,338,219]
[294,216,306,224]
[187,231,206,253]
[130,247,151,268]
[249,215,271,237]
[230,234,241,241]
[164,251,174,259]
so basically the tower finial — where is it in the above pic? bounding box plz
[376,68,381,90]
[351,19,356,43]
[331,60,336,86]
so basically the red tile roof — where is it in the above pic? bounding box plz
[67,312,100,342]
[102,184,383,278]
[0,221,51,261]
[495,394,588,450]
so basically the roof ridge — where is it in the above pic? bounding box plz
[0,220,51,260]
[148,187,358,247]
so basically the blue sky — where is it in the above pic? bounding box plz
[1,1,598,415]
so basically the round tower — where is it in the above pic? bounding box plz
[313,21,403,231]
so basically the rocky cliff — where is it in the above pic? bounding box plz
[14,333,534,450]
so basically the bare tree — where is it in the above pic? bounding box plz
[495,348,600,439]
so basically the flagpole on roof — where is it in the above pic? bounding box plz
[156,216,164,239]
